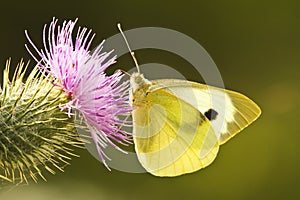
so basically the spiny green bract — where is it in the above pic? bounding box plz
[0,60,82,186]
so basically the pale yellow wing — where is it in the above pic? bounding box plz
[132,89,219,177]
[150,79,261,144]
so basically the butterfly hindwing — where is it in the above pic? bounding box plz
[132,87,219,177]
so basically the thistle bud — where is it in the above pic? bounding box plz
[0,60,82,186]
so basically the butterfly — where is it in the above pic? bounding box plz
[117,24,261,177]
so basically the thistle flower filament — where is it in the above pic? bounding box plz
[25,18,132,168]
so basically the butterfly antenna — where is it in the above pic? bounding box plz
[117,23,141,73]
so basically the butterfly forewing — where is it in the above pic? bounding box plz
[149,79,261,144]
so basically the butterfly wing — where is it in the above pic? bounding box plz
[132,88,219,177]
[150,79,261,144]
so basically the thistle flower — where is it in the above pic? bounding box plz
[25,18,132,168]
[0,60,82,185]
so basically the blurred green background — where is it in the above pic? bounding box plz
[0,0,299,199]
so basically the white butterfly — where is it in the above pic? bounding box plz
[118,24,261,177]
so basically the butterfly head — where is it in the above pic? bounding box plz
[130,72,151,92]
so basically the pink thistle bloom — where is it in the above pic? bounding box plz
[25,18,132,168]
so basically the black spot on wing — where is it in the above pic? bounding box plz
[204,109,218,121]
